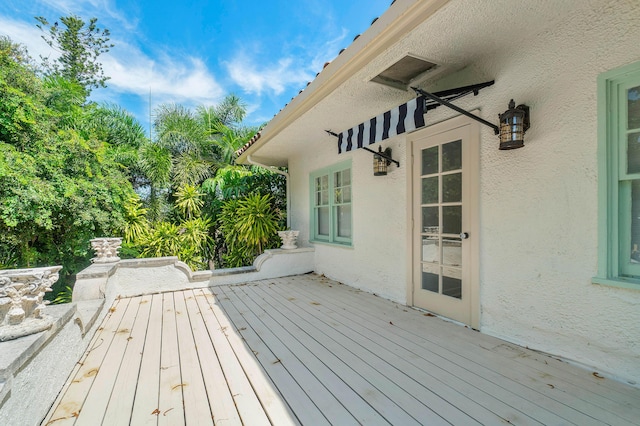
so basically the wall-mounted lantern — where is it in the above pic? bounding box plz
[362,145,399,176]
[412,87,531,150]
[498,99,530,150]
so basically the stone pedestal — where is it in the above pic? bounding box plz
[0,266,60,341]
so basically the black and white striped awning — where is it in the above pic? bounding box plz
[337,96,425,154]
[329,81,495,154]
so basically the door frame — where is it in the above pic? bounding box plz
[405,113,481,329]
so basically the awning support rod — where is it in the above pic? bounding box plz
[362,146,400,167]
[411,86,500,135]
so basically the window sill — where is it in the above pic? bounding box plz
[592,276,640,291]
[310,239,353,249]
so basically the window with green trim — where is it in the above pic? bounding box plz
[597,61,640,287]
[310,162,352,245]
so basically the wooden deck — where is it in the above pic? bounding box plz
[43,274,640,425]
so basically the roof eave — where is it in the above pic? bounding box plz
[235,0,451,165]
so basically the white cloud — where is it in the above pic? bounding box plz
[225,53,314,97]
[102,41,225,104]
[0,16,59,61]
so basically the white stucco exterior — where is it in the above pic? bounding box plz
[238,0,640,385]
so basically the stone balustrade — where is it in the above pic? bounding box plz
[278,230,300,250]
[0,265,61,341]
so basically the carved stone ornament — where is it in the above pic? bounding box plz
[277,230,300,250]
[0,265,61,341]
[90,237,122,263]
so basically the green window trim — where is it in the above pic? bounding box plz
[595,60,640,290]
[309,160,352,246]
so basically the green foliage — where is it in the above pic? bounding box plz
[36,15,114,96]
[218,194,281,267]
[175,184,204,220]
[52,285,73,304]
[0,36,137,301]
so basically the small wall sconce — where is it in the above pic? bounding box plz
[362,145,399,176]
[412,87,531,150]
[374,146,392,176]
[498,99,530,150]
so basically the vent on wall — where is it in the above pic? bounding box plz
[371,55,438,90]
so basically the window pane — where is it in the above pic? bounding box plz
[631,181,640,263]
[422,207,439,233]
[422,237,439,263]
[321,189,329,205]
[442,238,462,267]
[342,186,351,203]
[334,171,342,187]
[442,173,462,203]
[443,206,462,235]
[422,263,439,293]
[628,132,640,174]
[629,86,640,130]
[334,188,342,204]
[337,205,351,238]
[321,175,329,190]
[422,176,438,204]
[422,146,439,175]
[442,266,462,299]
[442,140,462,172]
[317,206,329,236]
[343,170,351,186]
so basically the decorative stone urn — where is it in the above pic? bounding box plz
[90,237,122,263]
[277,230,300,250]
[0,265,61,341]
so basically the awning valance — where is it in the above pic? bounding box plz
[329,80,495,154]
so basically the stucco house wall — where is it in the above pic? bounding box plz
[245,0,640,385]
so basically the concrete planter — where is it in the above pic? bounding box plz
[0,265,61,341]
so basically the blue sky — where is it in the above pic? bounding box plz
[0,0,391,130]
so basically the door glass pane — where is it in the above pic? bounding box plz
[342,186,351,203]
[629,86,640,130]
[422,146,439,175]
[442,206,462,234]
[318,206,329,236]
[442,173,462,203]
[422,207,439,233]
[422,263,439,293]
[628,132,640,174]
[336,205,351,238]
[442,266,462,299]
[442,140,462,172]
[422,237,439,263]
[422,177,438,204]
[631,181,640,263]
[442,238,462,267]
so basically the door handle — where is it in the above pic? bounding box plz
[460,232,469,239]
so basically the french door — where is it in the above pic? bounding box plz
[410,117,479,328]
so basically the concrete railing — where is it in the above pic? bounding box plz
[73,246,315,303]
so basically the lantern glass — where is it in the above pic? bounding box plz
[499,99,526,150]
[373,146,390,176]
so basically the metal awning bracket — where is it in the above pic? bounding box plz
[411,86,500,135]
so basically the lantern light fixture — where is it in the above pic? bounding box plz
[498,99,530,150]
[362,145,399,176]
[412,87,531,150]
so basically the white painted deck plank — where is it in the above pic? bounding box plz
[194,289,271,426]
[101,294,153,425]
[225,283,450,425]
[130,293,163,426]
[44,298,130,425]
[283,275,640,426]
[218,284,392,426]
[288,277,614,425]
[173,290,214,426]
[184,290,243,426]
[158,292,185,426]
[258,280,540,426]
[198,288,314,426]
